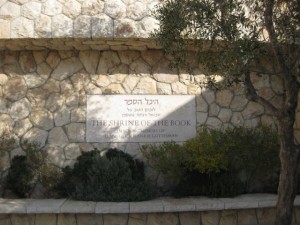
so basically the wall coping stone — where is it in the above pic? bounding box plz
[1,194,300,214]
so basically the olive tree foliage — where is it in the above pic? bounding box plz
[152,0,299,225]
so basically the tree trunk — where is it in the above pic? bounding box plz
[275,120,299,225]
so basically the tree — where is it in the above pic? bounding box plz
[152,0,300,224]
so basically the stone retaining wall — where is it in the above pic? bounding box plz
[0,195,300,225]
[1,48,300,188]
[0,49,291,181]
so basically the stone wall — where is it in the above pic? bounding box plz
[0,49,291,181]
[1,208,300,225]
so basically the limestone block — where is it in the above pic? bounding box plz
[105,0,126,19]
[13,118,32,137]
[237,209,258,225]
[202,90,215,104]
[209,103,221,117]
[258,87,274,101]
[11,17,34,38]
[109,73,127,85]
[218,108,232,123]
[35,15,52,38]
[244,117,260,128]
[270,95,284,109]
[91,14,114,38]
[71,73,90,91]
[92,75,111,87]
[260,115,276,129]
[242,101,265,120]
[0,97,9,113]
[114,19,139,38]
[57,214,76,225]
[10,98,32,120]
[102,215,128,225]
[66,94,79,108]
[219,210,237,225]
[85,82,103,94]
[29,110,54,131]
[197,112,208,125]
[171,81,188,94]
[0,2,20,19]
[216,90,234,108]
[64,143,81,160]
[250,72,270,90]
[97,51,120,74]
[4,77,27,101]
[22,2,42,20]
[11,214,35,225]
[52,14,73,38]
[19,52,36,74]
[0,19,10,38]
[231,112,244,126]
[77,214,104,225]
[104,83,126,94]
[157,82,172,95]
[179,212,200,225]
[82,0,105,16]
[78,51,99,74]
[256,208,276,225]
[60,79,73,94]
[54,107,71,126]
[127,2,147,20]
[46,145,66,168]
[128,217,146,225]
[0,215,11,225]
[37,62,52,79]
[43,0,62,16]
[24,74,46,88]
[118,51,140,65]
[48,127,69,146]
[230,95,248,111]
[139,17,159,38]
[0,114,14,134]
[141,50,164,67]
[201,211,220,225]
[22,128,48,147]
[196,95,208,112]
[35,215,56,225]
[66,123,85,142]
[206,117,222,129]
[132,77,157,94]
[26,88,47,109]
[153,60,178,83]
[129,58,152,76]
[46,52,60,69]
[123,76,140,93]
[147,213,179,225]
[71,107,86,122]
[52,57,83,81]
[0,74,8,86]
[63,0,81,19]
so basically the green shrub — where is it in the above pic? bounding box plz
[57,148,156,201]
[6,141,61,198]
[144,126,280,197]
[142,142,188,182]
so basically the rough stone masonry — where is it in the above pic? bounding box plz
[0,0,300,188]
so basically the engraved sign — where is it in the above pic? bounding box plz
[86,95,196,142]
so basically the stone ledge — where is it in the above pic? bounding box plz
[0,38,161,51]
[0,194,299,214]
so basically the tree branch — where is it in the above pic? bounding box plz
[244,69,280,116]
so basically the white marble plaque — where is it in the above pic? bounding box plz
[86,95,196,142]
